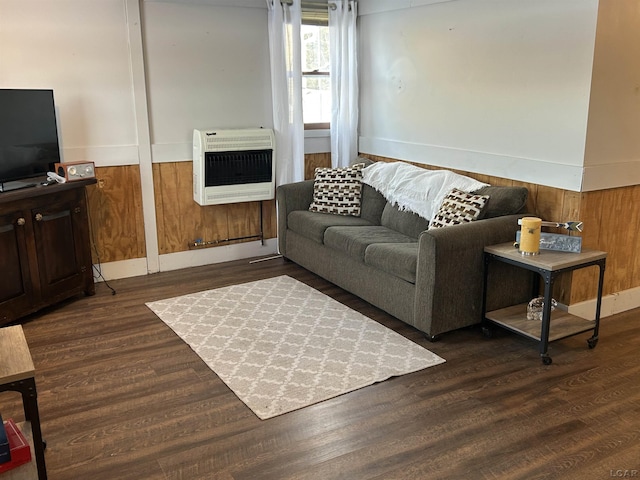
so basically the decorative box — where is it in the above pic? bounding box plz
[515,231,582,253]
[0,419,32,473]
[0,413,9,464]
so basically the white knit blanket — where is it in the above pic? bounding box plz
[362,162,489,221]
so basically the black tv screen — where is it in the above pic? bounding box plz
[0,89,61,191]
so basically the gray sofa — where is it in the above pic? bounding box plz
[276,161,533,340]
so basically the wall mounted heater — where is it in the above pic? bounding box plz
[193,128,275,206]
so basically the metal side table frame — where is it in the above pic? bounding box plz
[0,325,47,479]
[482,242,606,365]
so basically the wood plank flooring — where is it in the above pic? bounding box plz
[1,256,639,480]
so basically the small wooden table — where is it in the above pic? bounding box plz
[482,242,607,365]
[0,325,47,479]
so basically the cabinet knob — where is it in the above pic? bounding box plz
[17,217,26,226]
[35,213,43,222]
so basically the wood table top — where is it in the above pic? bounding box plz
[485,242,607,271]
[0,326,35,384]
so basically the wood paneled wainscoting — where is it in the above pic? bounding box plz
[304,152,332,180]
[85,165,146,264]
[572,185,640,305]
[151,162,277,255]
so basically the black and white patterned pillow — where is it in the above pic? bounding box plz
[309,163,365,216]
[428,188,489,229]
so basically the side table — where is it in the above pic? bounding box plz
[0,326,47,479]
[482,242,607,365]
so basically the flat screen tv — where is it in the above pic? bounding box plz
[0,89,61,192]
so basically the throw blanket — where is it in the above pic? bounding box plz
[362,162,489,221]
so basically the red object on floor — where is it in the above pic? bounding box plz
[0,419,32,473]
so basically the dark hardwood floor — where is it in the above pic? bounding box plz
[2,256,639,480]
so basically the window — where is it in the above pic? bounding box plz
[301,4,330,129]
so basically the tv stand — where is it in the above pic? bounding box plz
[0,179,96,326]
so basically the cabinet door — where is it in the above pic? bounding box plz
[0,210,35,324]
[31,191,91,302]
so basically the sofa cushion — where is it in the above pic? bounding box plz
[324,226,416,260]
[473,185,528,219]
[309,163,365,216]
[428,188,489,229]
[364,243,419,284]
[381,203,430,239]
[288,210,373,244]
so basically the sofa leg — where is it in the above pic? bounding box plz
[424,333,441,342]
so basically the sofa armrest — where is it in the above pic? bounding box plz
[414,214,533,337]
[276,180,314,256]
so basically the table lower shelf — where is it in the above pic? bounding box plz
[485,303,596,342]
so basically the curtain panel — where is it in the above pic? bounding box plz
[266,0,305,186]
[329,0,358,168]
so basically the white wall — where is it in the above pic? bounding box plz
[582,0,640,191]
[143,1,273,163]
[0,0,275,166]
[0,0,139,165]
[358,0,599,191]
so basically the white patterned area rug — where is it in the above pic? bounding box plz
[145,275,445,420]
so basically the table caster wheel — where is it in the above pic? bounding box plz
[587,337,598,349]
[542,355,553,365]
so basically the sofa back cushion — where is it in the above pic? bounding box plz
[380,203,430,239]
[348,156,386,224]
[473,186,528,219]
[359,184,387,224]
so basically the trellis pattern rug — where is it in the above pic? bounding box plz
[146,275,445,419]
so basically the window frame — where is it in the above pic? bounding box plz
[301,2,330,131]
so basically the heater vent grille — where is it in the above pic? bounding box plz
[193,128,276,206]
[204,149,272,187]
[204,134,274,152]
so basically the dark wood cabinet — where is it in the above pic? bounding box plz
[0,179,96,326]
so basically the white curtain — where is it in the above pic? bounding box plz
[329,0,358,168]
[266,0,304,186]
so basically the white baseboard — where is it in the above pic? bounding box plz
[158,238,278,272]
[93,257,149,282]
[93,239,278,282]
[568,286,640,320]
